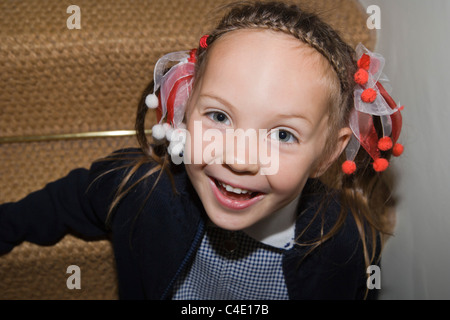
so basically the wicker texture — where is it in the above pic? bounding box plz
[0,138,137,300]
[0,0,375,300]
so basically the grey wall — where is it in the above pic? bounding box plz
[358,0,450,299]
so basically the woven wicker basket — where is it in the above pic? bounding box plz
[0,0,375,300]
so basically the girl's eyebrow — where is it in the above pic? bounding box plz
[199,93,312,127]
[199,93,237,112]
[273,113,313,127]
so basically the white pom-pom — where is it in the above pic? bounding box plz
[169,142,184,165]
[151,124,166,140]
[165,127,174,141]
[145,93,159,109]
[170,142,184,157]
[171,128,187,144]
[162,123,171,131]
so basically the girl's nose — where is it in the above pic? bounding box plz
[224,159,260,175]
[214,128,262,175]
[223,137,260,175]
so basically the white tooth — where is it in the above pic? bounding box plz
[218,180,251,195]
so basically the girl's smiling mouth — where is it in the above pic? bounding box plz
[208,176,266,211]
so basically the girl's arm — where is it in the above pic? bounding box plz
[0,167,110,255]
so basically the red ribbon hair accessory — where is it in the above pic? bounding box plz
[143,50,196,164]
[343,43,404,175]
[144,35,209,164]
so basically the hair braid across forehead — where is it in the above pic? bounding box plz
[198,1,356,94]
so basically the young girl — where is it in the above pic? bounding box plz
[0,1,403,300]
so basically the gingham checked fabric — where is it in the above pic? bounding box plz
[172,225,290,300]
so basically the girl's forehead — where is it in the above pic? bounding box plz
[196,29,334,121]
[204,29,334,92]
[210,29,318,66]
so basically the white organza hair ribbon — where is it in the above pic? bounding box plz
[343,43,404,174]
[144,50,195,131]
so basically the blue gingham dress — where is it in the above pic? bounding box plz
[172,224,294,300]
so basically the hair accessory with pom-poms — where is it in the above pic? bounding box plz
[343,43,404,175]
[145,47,198,164]
[145,35,213,164]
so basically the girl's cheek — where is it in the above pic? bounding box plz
[186,118,229,166]
[184,126,199,165]
[268,154,312,192]
[184,120,213,166]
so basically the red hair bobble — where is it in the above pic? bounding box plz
[378,136,393,151]
[358,53,371,70]
[200,35,209,49]
[392,143,404,157]
[361,88,377,103]
[373,158,389,172]
[342,160,357,175]
[354,68,369,85]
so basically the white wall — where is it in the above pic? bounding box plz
[358,0,450,299]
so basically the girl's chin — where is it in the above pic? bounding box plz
[205,211,255,231]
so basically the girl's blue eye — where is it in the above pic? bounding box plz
[207,111,231,125]
[269,129,297,144]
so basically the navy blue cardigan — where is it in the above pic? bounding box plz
[0,149,379,299]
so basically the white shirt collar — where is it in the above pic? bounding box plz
[243,194,300,250]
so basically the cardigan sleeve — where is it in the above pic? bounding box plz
[0,166,112,255]
[0,148,153,255]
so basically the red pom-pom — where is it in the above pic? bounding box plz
[342,160,357,175]
[373,158,389,172]
[354,68,369,85]
[199,35,209,49]
[392,143,404,157]
[361,88,377,103]
[358,54,371,70]
[378,136,393,151]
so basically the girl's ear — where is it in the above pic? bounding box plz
[310,127,353,178]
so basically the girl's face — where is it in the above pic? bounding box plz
[184,29,350,231]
